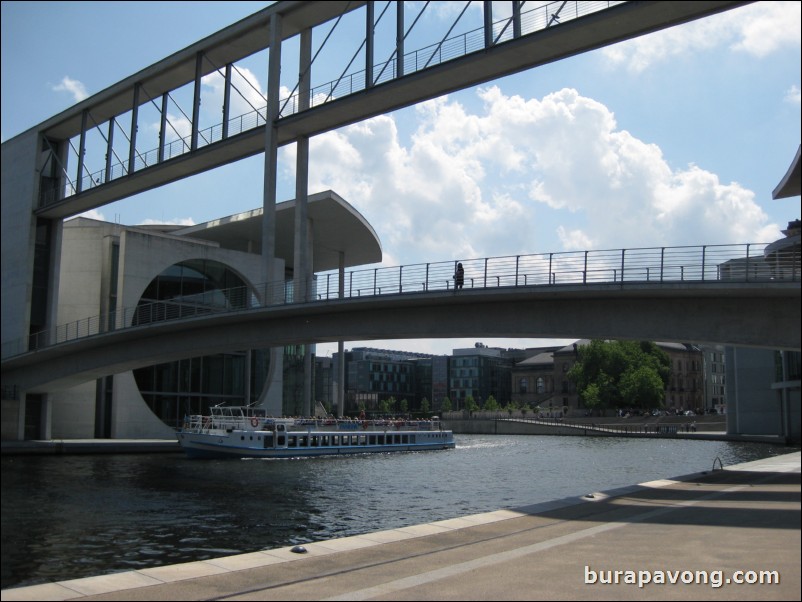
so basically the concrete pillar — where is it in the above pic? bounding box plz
[261,14,283,416]
[338,251,346,417]
[295,27,313,417]
[262,13,281,288]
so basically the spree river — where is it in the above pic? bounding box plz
[1,435,796,590]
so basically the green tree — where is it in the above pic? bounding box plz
[465,396,479,412]
[620,365,665,409]
[420,398,430,415]
[440,397,452,413]
[399,399,408,414]
[567,340,669,411]
[483,395,500,411]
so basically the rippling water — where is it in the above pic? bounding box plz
[1,435,795,590]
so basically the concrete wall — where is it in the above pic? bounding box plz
[1,131,39,357]
[726,347,782,436]
[46,222,286,439]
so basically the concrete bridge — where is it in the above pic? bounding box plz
[2,277,798,394]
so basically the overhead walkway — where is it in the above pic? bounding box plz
[31,1,753,219]
[2,452,798,601]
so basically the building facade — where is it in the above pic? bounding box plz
[2,191,382,440]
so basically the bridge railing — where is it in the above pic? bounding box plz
[3,242,797,360]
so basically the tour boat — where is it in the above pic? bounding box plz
[177,405,455,459]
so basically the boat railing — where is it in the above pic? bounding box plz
[294,418,447,431]
[182,414,448,433]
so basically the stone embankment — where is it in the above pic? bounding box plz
[440,413,788,443]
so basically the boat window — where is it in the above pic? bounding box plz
[332,435,339,445]
[322,435,330,446]
[378,435,384,445]
[369,435,376,445]
[402,435,408,444]
[359,435,367,445]
[301,436,308,447]
[288,435,297,447]
[410,435,416,444]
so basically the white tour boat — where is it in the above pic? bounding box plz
[177,405,455,459]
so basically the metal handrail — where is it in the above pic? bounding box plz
[2,242,797,359]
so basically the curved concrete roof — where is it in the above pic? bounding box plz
[174,190,382,272]
[773,145,801,199]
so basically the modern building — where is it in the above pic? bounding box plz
[725,145,801,442]
[2,191,382,440]
[449,344,515,409]
[338,347,441,414]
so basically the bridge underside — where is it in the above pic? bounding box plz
[4,282,799,393]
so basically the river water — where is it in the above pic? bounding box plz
[1,435,796,590]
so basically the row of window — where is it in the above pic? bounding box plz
[238,432,451,447]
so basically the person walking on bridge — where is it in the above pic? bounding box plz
[454,262,464,290]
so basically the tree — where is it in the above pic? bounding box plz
[483,395,500,411]
[420,398,430,415]
[440,397,452,413]
[620,365,665,409]
[399,399,408,414]
[465,396,479,412]
[567,340,670,411]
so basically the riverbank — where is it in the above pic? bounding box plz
[0,439,181,455]
[1,415,789,456]
[2,451,798,601]
[443,414,791,445]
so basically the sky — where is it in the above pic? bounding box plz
[2,1,801,357]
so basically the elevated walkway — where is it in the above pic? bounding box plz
[2,452,798,601]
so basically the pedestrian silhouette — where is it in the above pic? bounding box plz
[454,262,464,290]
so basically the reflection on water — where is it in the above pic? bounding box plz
[1,435,795,589]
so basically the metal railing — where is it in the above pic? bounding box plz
[2,243,797,360]
[48,1,625,205]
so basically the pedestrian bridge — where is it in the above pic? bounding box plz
[2,243,799,394]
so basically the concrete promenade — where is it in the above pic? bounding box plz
[2,452,799,601]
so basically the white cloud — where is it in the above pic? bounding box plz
[730,1,801,57]
[302,85,779,268]
[52,76,88,103]
[201,66,267,119]
[70,208,106,221]
[602,2,801,72]
[138,217,196,226]
[785,84,801,105]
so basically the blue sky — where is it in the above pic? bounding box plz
[2,1,800,357]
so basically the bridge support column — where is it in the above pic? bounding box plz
[260,13,283,417]
[295,27,313,417]
[338,251,346,418]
